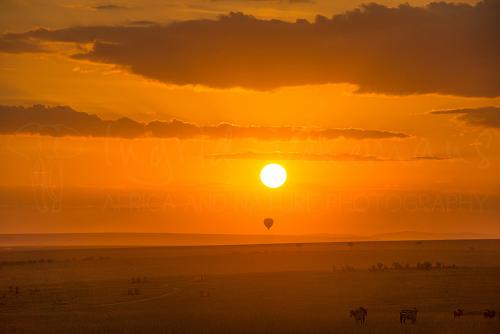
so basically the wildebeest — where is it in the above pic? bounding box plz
[483,309,496,319]
[453,309,496,319]
[400,308,418,324]
[350,307,367,324]
[454,309,464,319]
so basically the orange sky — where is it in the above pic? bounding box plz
[0,0,499,236]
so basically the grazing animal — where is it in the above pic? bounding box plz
[400,308,418,324]
[350,307,368,324]
[454,309,496,319]
[483,310,496,319]
[454,309,464,319]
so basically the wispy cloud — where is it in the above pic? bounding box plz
[206,151,449,161]
[93,4,128,10]
[431,106,500,129]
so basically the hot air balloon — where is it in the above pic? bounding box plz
[263,218,274,230]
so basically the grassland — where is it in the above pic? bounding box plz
[1,239,499,333]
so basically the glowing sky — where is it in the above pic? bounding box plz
[0,0,499,236]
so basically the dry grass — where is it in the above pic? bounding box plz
[0,240,499,333]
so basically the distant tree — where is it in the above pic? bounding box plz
[342,265,356,272]
[418,262,433,270]
[392,262,404,270]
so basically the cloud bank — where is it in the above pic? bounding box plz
[0,105,409,140]
[2,1,499,96]
[206,151,448,161]
[431,106,500,129]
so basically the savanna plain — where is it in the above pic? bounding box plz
[1,239,499,333]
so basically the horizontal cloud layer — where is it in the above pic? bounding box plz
[432,106,500,129]
[2,1,499,96]
[206,151,449,161]
[93,4,127,10]
[0,105,409,140]
[0,35,46,53]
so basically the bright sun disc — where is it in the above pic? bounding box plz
[260,163,287,189]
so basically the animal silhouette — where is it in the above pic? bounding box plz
[350,307,367,324]
[400,308,418,324]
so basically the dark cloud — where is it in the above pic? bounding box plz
[413,156,450,161]
[0,35,45,53]
[431,106,500,129]
[211,0,315,3]
[287,0,315,4]
[206,151,449,161]
[0,104,409,140]
[0,105,144,138]
[93,4,127,10]
[127,20,158,27]
[2,1,499,96]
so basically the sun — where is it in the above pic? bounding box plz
[260,163,287,189]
